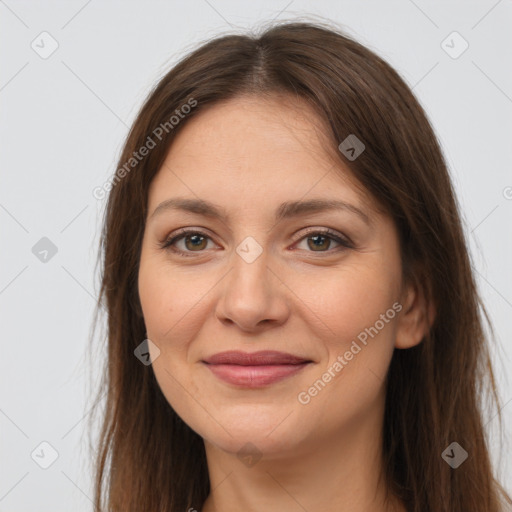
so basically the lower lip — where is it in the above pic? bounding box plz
[203,362,311,388]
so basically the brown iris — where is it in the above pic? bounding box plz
[184,234,208,251]
[307,234,331,251]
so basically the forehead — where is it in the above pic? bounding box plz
[166,94,335,166]
[148,94,375,214]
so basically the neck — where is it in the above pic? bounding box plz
[200,392,405,512]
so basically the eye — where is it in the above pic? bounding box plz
[160,229,216,257]
[292,228,353,253]
[160,227,353,257]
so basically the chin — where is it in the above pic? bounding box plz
[198,414,308,459]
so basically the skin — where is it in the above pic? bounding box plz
[138,94,433,512]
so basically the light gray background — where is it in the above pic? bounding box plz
[1,1,511,510]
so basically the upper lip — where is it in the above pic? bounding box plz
[202,350,311,366]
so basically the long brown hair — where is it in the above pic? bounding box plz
[89,20,512,512]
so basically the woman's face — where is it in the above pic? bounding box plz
[138,94,413,459]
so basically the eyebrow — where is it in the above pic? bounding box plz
[149,197,372,226]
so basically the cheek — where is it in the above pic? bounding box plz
[138,262,174,338]
[137,255,215,405]
[290,263,399,420]
[294,261,399,344]
[138,256,206,342]
[138,257,205,419]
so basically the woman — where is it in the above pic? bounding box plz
[90,20,512,512]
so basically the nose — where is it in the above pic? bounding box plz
[214,244,290,333]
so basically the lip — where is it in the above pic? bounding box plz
[203,350,311,366]
[202,350,313,388]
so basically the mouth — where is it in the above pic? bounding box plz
[202,350,313,388]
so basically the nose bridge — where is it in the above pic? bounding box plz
[215,234,288,330]
[229,234,272,299]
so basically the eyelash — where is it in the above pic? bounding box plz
[159,228,353,258]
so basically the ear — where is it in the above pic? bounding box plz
[395,276,436,349]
